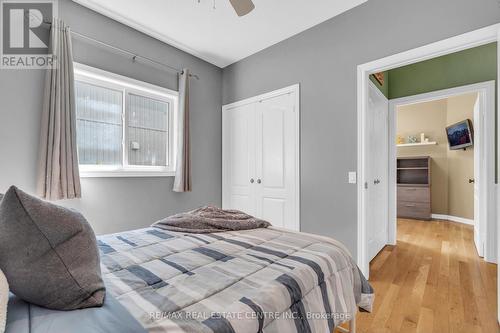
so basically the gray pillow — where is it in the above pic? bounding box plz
[0,186,105,310]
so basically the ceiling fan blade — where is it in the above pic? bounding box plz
[228,0,255,16]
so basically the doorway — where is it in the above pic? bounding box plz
[356,24,500,280]
[388,82,496,262]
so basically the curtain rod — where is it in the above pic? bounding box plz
[71,31,200,80]
[42,20,200,80]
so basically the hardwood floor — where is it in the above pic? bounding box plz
[354,218,498,333]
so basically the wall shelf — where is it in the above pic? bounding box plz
[397,141,437,148]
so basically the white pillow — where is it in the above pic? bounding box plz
[0,268,7,333]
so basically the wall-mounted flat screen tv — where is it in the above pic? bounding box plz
[446,119,474,150]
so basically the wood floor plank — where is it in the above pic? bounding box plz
[370,283,401,333]
[356,219,499,333]
[416,307,434,333]
[385,220,431,332]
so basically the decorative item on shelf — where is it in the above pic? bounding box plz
[420,133,425,143]
[396,135,405,145]
[372,72,385,86]
[424,138,429,143]
[407,135,418,144]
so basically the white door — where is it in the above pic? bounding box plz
[222,103,257,216]
[222,85,300,231]
[255,92,298,229]
[473,95,484,257]
[497,27,500,325]
[366,82,389,262]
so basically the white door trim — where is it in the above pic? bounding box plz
[357,23,500,278]
[388,81,496,262]
[497,25,500,325]
[222,84,301,231]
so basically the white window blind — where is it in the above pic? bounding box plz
[76,81,123,166]
[74,63,178,178]
[127,93,169,167]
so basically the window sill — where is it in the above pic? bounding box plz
[80,170,176,178]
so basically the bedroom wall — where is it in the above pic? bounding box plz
[0,0,223,235]
[222,0,500,257]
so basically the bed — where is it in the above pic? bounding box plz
[6,226,372,333]
[100,226,372,332]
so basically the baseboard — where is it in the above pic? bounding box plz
[431,214,474,226]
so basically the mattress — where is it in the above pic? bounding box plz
[6,293,146,333]
[98,226,374,333]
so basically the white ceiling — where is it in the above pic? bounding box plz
[72,0,367,68]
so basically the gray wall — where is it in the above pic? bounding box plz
[0,0,222,235]
[222,0,500,257]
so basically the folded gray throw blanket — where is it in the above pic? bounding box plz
[152,206,271,233]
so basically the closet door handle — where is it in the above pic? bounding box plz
[257,179,262,184]
[250,178,255,184]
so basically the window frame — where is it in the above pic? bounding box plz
[74,63,178,178]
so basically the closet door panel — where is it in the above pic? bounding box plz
[255,93,297,229]
[223,103,257,216]
[261,109,285,188]
[261,198,286,228]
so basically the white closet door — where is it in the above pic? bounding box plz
[255,92,298,230]
[222,103,257,216]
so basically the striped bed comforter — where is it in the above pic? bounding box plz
[97,227,373,333]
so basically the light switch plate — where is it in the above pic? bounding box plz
[348,172,357,184]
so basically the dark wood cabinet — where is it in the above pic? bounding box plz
[397,156,431,220]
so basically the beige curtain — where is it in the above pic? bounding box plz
[36,20,81,200]
[173,69,192,192]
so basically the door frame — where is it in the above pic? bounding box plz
[221,84,301,231]
[357,23,500,279]
[388,81,496,262]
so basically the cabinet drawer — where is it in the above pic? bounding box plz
[397,201,431,220]
[397,187,430,203]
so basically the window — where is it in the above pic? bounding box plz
[74,63,178,177]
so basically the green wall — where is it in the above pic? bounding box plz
[386,42,497,181]
[388,43,497,99]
